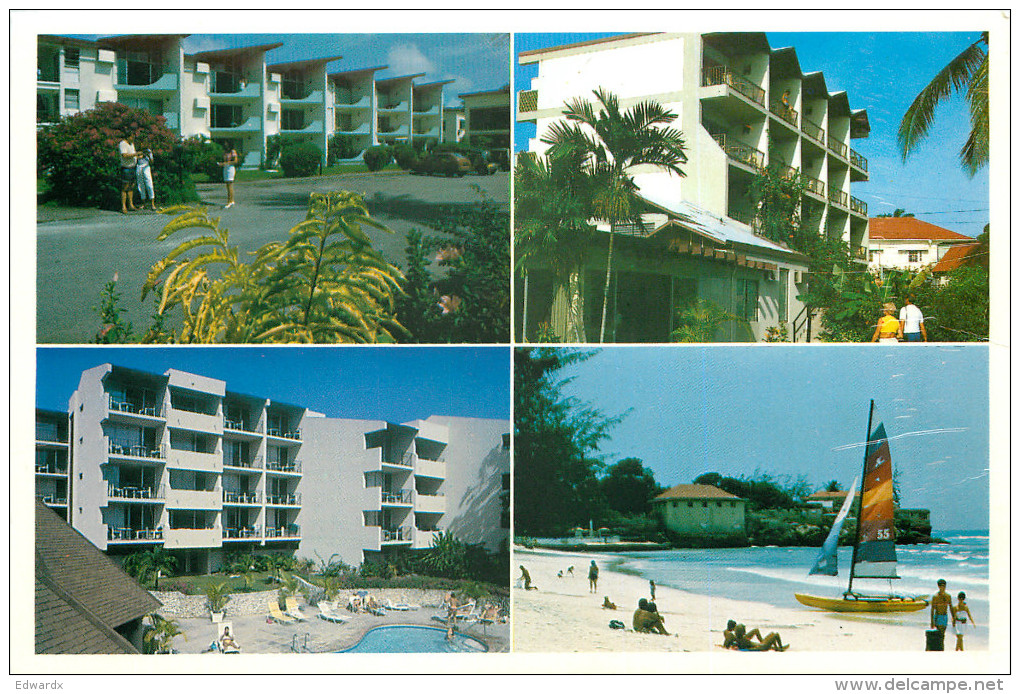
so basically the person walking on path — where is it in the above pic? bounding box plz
[220,142,239,208]
[136,148,157,211]
[952,591,976,651]
[871,303,900,343]
[588,560,599,593]
[898,295,928,342]
[930,579,953,650]
[118,132,144,213]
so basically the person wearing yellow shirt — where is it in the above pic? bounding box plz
[870,303,900,343]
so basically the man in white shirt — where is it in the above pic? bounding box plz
[118,132,143,213]
[898,295,927,342]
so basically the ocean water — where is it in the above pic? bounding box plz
[606,532,988,646]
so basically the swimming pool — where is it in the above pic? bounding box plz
[338,625,488,653]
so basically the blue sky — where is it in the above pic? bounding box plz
[555,345,989,532]
[514,32,990,237]
[36,347,511,422]
[76,33,509,107]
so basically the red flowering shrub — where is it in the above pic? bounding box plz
[37,102,197,209]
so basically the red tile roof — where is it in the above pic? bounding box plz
[653,484,743,501]
[868,217,973,241]
[933,243,984,273]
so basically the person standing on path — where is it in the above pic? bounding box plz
[118,132,144,213]
[930,579,953,650]
[588,560,599,593]
[220,142,238,208]
[136,148,157,211]
[898,295,928,342]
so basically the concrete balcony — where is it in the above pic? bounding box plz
[166,407,221,435]
[380,489,413,507]
[223,490,261,505]
[850,195,868,217]
[701,67,765,108]
[415,493,446,515]
[711,133,764,169]
[265,461,301,475]
[209,82,261,102]
[415,529,440,548]
[116,72,179,97]
[209,116,263,135]
[828,136,848,159]
[412,125,441,138]
[336,95,372,109]
[223,457,262,472]
[108,440,164,463]
[377,101,408,112]
[107,527,163,544]
[828,186,849,209]
[107,396,163,422]
[264,525,301,540]
[380,526,413,545]
[280,88,324,105]
[415,458,446,480]
[769,100,798,128]
[166,448,221,472]
[223,526,261,540]
[35,464,69,477]
[266,492,301,507]
[107,484,165,503]
[802,174,825,198]
[165,488,220,509]
[163,527,222,549]
[377,125,410,137]
[334,123,371,135]
[223,420,261,441]
[517,89,538,121]
[802,117,826,144]
[41,495,69,508]
[280,120,325,135]
[266,428,302,443]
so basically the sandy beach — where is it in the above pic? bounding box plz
[513,547,985,654]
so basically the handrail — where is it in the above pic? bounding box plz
[828,136,848,158]
[702,66,765,106]
[828,186,849,208]
[769,100,798,126]
[849,148,868,172]
[849,196,868,216]
[801,117,825,143]
[802,174,825,196]
[711,133,764,168]
[791,305,813,343]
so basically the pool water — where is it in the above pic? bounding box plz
[338,625,488,654]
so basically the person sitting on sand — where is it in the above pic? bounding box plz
[602,596,617,610]
[567,566,574,576]
[219,625,241,653]
[519,565,537,590]
[727,623,788,651]
[633,598,669,635]
[557,570,564,578]
[722,619,738,648]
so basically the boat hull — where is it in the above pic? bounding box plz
[795,593,929,613]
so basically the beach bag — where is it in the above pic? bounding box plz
[609,620,625,630]
[925,629,944,651]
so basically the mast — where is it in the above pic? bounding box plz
[846,399,875,596]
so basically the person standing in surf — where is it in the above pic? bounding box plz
[588,560,599,593]
[952,591,976,651]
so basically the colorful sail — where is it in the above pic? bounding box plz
[852,421,899,579]
[809,476,859,576]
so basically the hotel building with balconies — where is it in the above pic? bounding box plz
[516,33,871,342]
[49,364,508,574]
[37,34,462,167]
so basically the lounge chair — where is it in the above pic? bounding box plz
[431,600,476,624]
[285,597,307,621]
[268,599,296,624]
[384,598,419,611]
[216,622,241,653]
[318,603,351,624]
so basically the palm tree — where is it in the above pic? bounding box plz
[514,151,597,342]
[543,88,687,342]
[898,32,988,176]
[143,614,186,654]
[875,208,915,218]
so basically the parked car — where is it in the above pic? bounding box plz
[489,148,511,171]
[470,150,499,175]
[410,152,472,177]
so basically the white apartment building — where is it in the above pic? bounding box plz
[44,364,509,574]
[37,35,464,167]
[460,86,511,149]
[517,33,871,342]
[867,217,975,273]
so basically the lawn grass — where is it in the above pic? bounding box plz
[190,162,401,184]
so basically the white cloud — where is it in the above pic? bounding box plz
[387,43,433,75]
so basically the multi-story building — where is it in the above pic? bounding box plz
[51,364,509,574]
[35,409,71,521]
[461,85,510,149]
[516,33,871,342]
[867,217,975,273]
[36,35,468,167]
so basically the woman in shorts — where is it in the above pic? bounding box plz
[220,142,238,208]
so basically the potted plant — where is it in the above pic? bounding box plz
[205,582,231,622]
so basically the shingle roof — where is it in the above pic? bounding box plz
[932,243,984,273]
[35,499,160,653]
[868,217,973,241]
[653,484,743,501]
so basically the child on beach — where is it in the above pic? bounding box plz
[952,592,976,651]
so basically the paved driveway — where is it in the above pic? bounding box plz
[36,170,508,344]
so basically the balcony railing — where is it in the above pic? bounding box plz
[108,396,162,418]
[382,526,412,542]
[223,490,261,504]
[850,147,868,172]
[224,419,257,433]
[769,100,798,127]
[266,492,301,506]
[36,464,68,475]
[109,441,164,459]
[108,484,163,500]
[223,526,260,539]
[802,175,825,197]
[828,137,848,158]
[108,527,163,541]
[828,186,849,208]
[265,525,301,538]
[702,67,765,107]
[41,495,68,506]
[518,89,538,113]
[266,460,301,474]
[383,450,414,468]
[224,457,261,470]
[802,117,825,143]
[381,489,412,505]
[266,427,301,440]
[849,196,867,216]
[711,133,764,169]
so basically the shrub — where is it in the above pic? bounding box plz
[37,102,197,209]
[392,142,418,170]
[181,136,224,180]
[328,133,360,163]
[363,145,392,171]
[265,134,284,169]
[278,141,322,177]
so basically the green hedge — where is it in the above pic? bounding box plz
[279,141,322,177]
[363,145,392,172]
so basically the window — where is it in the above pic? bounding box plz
[63,89,80,110]
[869,250,880,262]
[738,279,759,321]
[468,106,510,131]
[211,104,242,128]
[906,250,922,263]
[64,47,80,69]
[281,109,305,131]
